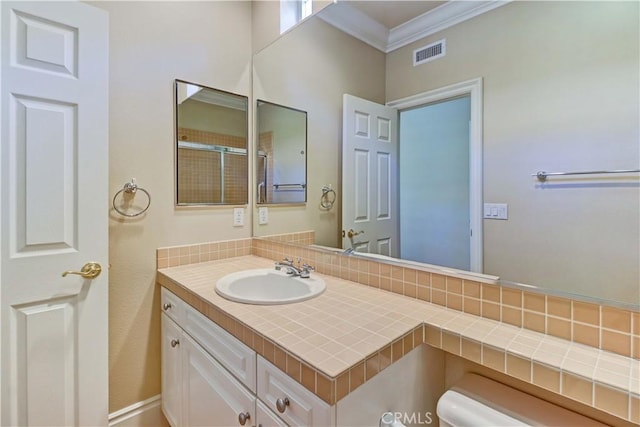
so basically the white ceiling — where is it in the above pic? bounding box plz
[319,1,510,52]
[348,1,446,30]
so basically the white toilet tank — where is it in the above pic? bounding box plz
[437,374,606,427]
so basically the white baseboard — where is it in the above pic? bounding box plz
[109,395,168,427]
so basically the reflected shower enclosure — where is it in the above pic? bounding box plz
[175,80,249,205]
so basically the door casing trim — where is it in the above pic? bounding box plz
[387,77,484,273]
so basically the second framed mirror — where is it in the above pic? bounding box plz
[256,100,307,204]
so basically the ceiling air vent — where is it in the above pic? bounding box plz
[413,39,446,66]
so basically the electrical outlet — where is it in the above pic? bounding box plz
[258,207,268,225]
[233,208,244,226]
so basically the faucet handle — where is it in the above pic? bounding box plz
[300,264,315,278]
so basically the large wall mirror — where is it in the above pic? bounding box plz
[252,1,639,308]
[256,100,307,204]
[175,79,248,205]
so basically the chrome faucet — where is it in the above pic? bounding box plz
[275,257,315,278]
[343,248,354,255]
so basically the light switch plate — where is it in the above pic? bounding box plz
[483,203,508,220]
[233,208,244,226]
[258,207,269,225]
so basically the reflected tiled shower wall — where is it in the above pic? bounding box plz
[177,127,247,204]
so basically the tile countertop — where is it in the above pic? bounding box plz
[157,255,639,422]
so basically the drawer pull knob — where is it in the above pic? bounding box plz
[163,303,172,311]
[276,397,290,413]
[238,412,250,426]
[170,339,180,348]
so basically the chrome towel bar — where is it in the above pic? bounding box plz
[273,183,306,189]
[533,169,640,182]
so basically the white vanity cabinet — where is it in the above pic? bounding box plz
[160,287,437,427]
[161,289,257,427]
[161,288,334,427]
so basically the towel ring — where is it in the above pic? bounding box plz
[320,185,336,210]
[113,179,151,217]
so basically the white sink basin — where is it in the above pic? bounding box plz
[215,268,326,305]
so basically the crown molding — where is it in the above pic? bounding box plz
[388,1,511,52]
[319,1,511,53]
[317,2,389,52]
[192,90,247,111]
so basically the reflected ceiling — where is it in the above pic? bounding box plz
[349,1,446,29]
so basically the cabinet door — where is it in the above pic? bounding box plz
[256,400,288,427]
[161,314,182,427]
[182,334,255,427]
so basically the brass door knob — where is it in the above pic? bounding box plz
[347,229,364,239]
[62,262,102,279]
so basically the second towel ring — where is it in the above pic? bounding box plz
[113,179,151,217]
[320,185,336,210]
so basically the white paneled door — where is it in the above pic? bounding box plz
[1,1,109,426]
[342,94,399,257]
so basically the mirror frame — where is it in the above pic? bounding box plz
[174,79,249,207]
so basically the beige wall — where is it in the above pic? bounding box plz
[178,101,247,137]
[92,1,252,412]
[253,16,386,247]
[252,0,281,54]
[388,1,639,303]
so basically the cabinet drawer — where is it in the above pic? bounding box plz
[256,400,288,427]
[184,302,256,392]
[257,356,333,427]
[161,288,185,325]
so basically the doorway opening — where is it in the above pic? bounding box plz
[389,77,483,273]
[399,95,471,271]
